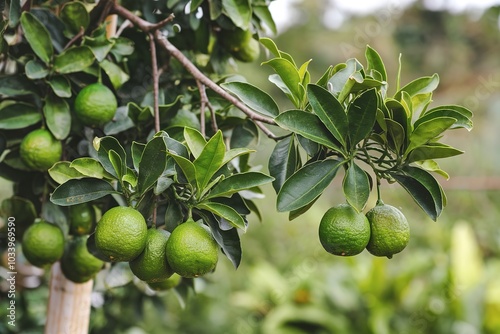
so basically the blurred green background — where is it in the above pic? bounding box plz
[1,1,500,333]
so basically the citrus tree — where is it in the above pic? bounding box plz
[0,0,473,332]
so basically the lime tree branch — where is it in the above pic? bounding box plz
[110,3,279,139]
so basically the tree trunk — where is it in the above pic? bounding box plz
[44,262,93,334]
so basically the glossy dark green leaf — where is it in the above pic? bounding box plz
[0,102,41,129]
[297,135,320,157]
[407,143,464,163]
[222,81,279,117]
[109,149,124,180]
[53,46,95,74]
[396,73,439,98]
[342,161,370,212]
[347,88,378,149]
[386,119,405,154]
[268,136,299,193]
[198,211,241,268]
[47,76,71,98]
[391,167,443,221]
[406,117,456,154]
[170,154,196,186]
[8,0,21,28]
[25,59,48,79]
[60,1,89,36]
[194,131,225,192]
[275,110,343,153]
[263,58,303,107]
[277,159,344,212]
[365,45,387,82]
[190,0,205,12]
[288,196,320,221]
[307,84,348,148]
[417,105,473,131]
[229,120,258,149]
[137,137,167,195]
[50,178,117,206]
[43,94,71,140]
[197,201,246,230]
[206,172,274,199]
[20,12,53,64]
[0,75,37,96]
[222,0,251,28]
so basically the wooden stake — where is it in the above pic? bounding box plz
[44,263,93,334]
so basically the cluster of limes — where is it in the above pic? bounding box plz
[93,206,219,291]
[318,202,410,259]
[21,203,104,283]
[18,83,117,172]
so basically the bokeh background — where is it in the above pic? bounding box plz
[1,0,500,333]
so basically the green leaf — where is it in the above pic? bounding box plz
[328,58,363,101]
[198,211,242,268]
[396,73,439,98]
[288,196,320,221]
[275,110,343,153]
[307,84,348,148]
[398,165,444,220]
[222,147,255,166]
[194,131,225,192]
[53,46,95,74]
[95,136,127,178]
[221,0,252,28]
[20,12,53,64]
[131,141,145,172]
[190,0,205,12]
[48,162,85,184]
[0,75,37,96]
[259,37,280,58]
[406,117,457,154]
[253,5,277,35]
[417,105,473,131]
[347,88,378,149]
[25,59,48,79]
[50,178,117,206]
[277,159,343,212]
[109,149,124,180]
[47,76,71,98]
[1,196,37,234]
[365,45,387,82]
[0,102,41,129]
[221,81,279,117]
[206,172,274,199]
[100,60,130,90]
[197,201,246,230]
[415,160,450,179]
[43,94,71,140]
[268,136,300,193]
[407,143,464,163]
[342,161,370,212]
[170,154,196,186]
[184,127,206,159]
[137,137,167,195]
[70,158,112,179]
[386,119,406,154]
[60,1,89,36]
[83,32,115,62]
[8,0,21,28]
[263,58,303,107]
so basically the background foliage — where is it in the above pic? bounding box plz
[1,1,500,333]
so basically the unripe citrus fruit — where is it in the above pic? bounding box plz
[220,28,260,62]
[69,203,96,236]
[129,228,174,283]
[318,204,370,256]
[22,220,64,267]
[94,206,147,262]
[148,273,182,291]
[365,203,410,259]
[60,235,104,283]
[19,129,62,171]
[166,220,218,278]
[74,83,117,127]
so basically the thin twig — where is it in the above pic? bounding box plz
[196,81,218,136]
[64,26,85,49]
[196,80,207,136]
[110,3,279,140]
[149,32,161,133]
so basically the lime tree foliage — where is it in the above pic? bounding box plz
[0,0,472,301]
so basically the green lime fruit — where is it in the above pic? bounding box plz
[129,228,174,283]
[166,220,218,278]
[148,273,182,291]
[19,129,62,171]
[318,204,371,256]
[94,206,147,262]
[220,28,260,62]
[60,236,104,283]
[69,203,96,236]
[22,220,64,267]
[365,203,410,259]
[74,83,117,127]
[232,38,260,62]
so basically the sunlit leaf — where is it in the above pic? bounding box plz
[222,81,279,117]
[343,161,370,212]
